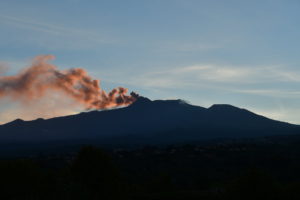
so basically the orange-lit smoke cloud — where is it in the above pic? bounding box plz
[0,55,138,110]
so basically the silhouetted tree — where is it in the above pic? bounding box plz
[0,159,42,199]
[283,182,300,200]
[225,168,281,200]
[146,172,174,193]
[69,146,122,199]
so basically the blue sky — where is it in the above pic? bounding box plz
[0,0,300,124]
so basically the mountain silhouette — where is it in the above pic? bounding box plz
[0,96,299,154]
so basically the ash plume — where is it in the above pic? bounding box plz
[0,55,138,110]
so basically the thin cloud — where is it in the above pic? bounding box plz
[0,15,114,49]
[229,89,300,98]
[156,42,223,53]
[0,15,107,41]
[121,64,300,98]
[174,65,300,83]
[250,106,300,125]
[136,64,300,85]
[174,65,252,82]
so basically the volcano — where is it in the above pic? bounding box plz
[0,96,299,155]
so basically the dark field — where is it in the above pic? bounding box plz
[1,135,300,200]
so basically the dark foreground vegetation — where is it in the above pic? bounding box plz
[2,137,300,200]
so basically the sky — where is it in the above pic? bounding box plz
[0,0,299,124]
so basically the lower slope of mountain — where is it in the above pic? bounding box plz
[0,96,299,154]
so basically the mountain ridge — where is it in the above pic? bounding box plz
[0,96,298,147]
